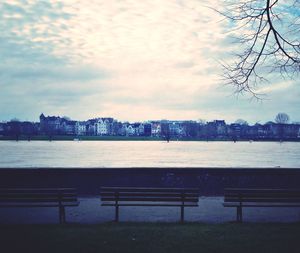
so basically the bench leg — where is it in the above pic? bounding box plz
[236,206,243,223]
[59,206,66,224]
[115,205,119,222]
[180,206,184,222]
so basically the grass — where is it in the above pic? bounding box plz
[0,222,300,253]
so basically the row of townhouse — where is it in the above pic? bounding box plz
[39,114,76,135]
[40,114,116,136]
[75,118,115,136]
[150,120,300,140]
[75,120,153,136]
[203,121,300,139]
[0,116,201,138]
[39,115,195,137]
[151,120,199,137]
[39,114,153,136]
[1,114,300,140]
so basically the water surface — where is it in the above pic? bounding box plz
[0,141,299,168]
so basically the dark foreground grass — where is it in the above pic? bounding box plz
[0,222,299,253]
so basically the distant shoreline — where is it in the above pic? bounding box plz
[0,135,300,142]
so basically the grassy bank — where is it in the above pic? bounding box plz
[1,222,300,253]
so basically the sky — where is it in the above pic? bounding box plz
[0,0,299,124]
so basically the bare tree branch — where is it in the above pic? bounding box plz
[218,0,300,97]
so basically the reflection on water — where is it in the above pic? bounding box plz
[0,141,299,168]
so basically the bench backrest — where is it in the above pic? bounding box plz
[0,188,78,204]
[224,188,300,203]
[100,187,199,204]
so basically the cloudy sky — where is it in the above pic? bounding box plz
[0,0,299,124]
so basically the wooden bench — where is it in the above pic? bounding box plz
[100,187,200,222]
[223,188,300,222]
[0,188,79,224]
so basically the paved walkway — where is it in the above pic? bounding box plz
[1,197,300,224]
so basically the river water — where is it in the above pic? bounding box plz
[0,141,299,168]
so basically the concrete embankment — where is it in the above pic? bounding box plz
[0,168,299,195]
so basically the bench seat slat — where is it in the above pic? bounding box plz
[0,201,79,207]
[0,189,76,194]
[225,194,300,198]
[0,194,77,198]
[0,198,78,203]
[224,198,300,203]
[0,191,76,194]
[102,200,198,204]
[101,197,198,202]
[101,187,199,193]
[224,203,300,207]
[0,188,76,190]
[225,188,300,192]
[225,190,300,194]
[101,192,199,197]
[102,203,198,207]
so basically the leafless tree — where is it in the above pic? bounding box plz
[275,112,290,123]
[235,119,248,125]
[197,119,207,125]
[218,0,300,96]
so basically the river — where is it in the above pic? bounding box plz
[0,141,299,168]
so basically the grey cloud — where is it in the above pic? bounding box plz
[2,65,108,82]
[0,1,110,121]
[0,39,65,65]
[175,61,195,69]
[0,1,73,55]
[1,1,73,22]
[1,3,27,15]
[0,38,107,86]
[0,76,110,121]
[0,1,108,83]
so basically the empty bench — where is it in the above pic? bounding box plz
[0,188,79,224]
[100,187,200,222]
[223,188,300,222]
